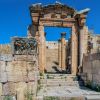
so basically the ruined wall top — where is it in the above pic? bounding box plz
[28,3,90,37]
[30,2,76,16]
[29,2,90,27]
[0,44,11,54]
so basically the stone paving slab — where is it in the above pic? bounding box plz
[86,95,100,100]
[37,86,100,99]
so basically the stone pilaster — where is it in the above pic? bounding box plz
[58,39,61,68]
[38,25,46,73]
[61,32,66,71]
[79,26,88,66]
[71,25,78,75]
[27,24,39,38]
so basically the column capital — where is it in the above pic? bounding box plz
[58,39,61,43]
[39,21,44,26]
[61,32,66,38]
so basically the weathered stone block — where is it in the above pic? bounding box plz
[28,71,35,81]
[16,82,27,100]
[3,82,16,95]
[0,83,3,96]
[27,82,36,95]
[0,72,7,83]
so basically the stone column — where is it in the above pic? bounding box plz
[61,32,66,71]
[38,25,46,73]
[79,26,88,66]
[71,25,78,75]
[58,39,61,68]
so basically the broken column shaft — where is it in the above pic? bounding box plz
[61,32,66,71]
[58,39,61,68]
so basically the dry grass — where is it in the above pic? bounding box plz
[0,44,11,54]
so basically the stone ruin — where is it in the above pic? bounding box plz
[28,2,90,74]
[0,37,38,100]
[0,2,100,100]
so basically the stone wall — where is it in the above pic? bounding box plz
[46,41,59,72]
[82,53,100,86]
[91,35,100,53]
[46,41,58,49]
[46,47,59,72]
[0,54,38,100]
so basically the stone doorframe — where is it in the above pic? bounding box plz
[38,18,78,75]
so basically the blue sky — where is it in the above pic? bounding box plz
[0,0,100,43]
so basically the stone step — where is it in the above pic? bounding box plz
[46,84,79,87]
[40,79,75,83]
[45,74,76,77]
[41,81,79,87]
[40,79,79,87]
[40,79,79,83]
[38,74,79,87]
[45,74,78,81]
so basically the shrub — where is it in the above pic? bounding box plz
[25,91,33,100]
[4,96,12,100]
[44,96,59,100]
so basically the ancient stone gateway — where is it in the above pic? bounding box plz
[28,2,90,75]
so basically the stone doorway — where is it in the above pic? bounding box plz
[44,26,71,74]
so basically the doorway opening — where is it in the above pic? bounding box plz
[45,26,71,41]
[44,26,72,74]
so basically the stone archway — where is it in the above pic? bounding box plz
[28,2,89,75]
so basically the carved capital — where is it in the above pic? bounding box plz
[79,18,86,27]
